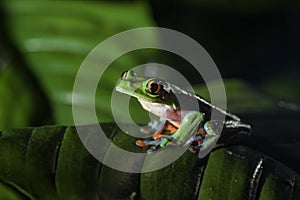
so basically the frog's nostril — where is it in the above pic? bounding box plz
[129,70,137,77]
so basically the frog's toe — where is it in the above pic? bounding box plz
[146,146,160,154]
[145,137,173,153]
[136,140,148,147]
[136,139,161,147]
[184,135,204,146]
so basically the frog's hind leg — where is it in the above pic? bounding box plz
[184,121,222,155]
[147,111,204,153]
[152,121,177,139]
[136,137,164,147]
[136,120,177,148]
[190,120,251,156]
[186,135,205,153]
[140,117,166,135]
[195,120,223,157]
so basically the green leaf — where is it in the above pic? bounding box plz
[0,180,29,200]
[55,126,100,200]
[1,124,300,199]
[2,0,157,125]
[0,62,52,130]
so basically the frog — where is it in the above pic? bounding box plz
[115,70,251,154]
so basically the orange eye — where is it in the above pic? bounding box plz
[146,80,161,95]
[121,71,128,80]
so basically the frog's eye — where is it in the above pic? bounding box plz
[146,80,161,95]
[121,71,128,80]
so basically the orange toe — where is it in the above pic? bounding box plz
[153,133,167,140]
[136,140,147,147]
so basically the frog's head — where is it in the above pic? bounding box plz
[115,70,178,108]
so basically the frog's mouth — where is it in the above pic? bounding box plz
[115,87,126,94]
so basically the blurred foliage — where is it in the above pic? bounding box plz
[0,65,49,129]
[0,8,51,130]
[1,0,156,126]
[194,79,277,113]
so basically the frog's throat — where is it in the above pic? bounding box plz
[138,98,172,118]
[115,87,136,98]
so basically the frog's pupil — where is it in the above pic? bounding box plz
[130,70,137,77]
[151,83,158,92]
[146,80,161,95]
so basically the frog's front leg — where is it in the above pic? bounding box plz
[147,111,204,153]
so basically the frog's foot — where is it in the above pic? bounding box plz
[146,136,173,153]
[188,145,202,153]
[146,134,205,154]
[136,121,177,151]
[192,121,221,157]
[136,135,173,153]
[184,121,221,154]
[152,132,169,139]
[184,135,204,146]
[136,139,161,147]
[204,120,223,137]
[184,135,204,153]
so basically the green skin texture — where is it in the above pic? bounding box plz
[115,70,219,153]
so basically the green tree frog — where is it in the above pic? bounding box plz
[116,70,251,154]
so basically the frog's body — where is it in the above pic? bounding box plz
[116,70,251,154]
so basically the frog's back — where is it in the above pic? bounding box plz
[163,81,240,121]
